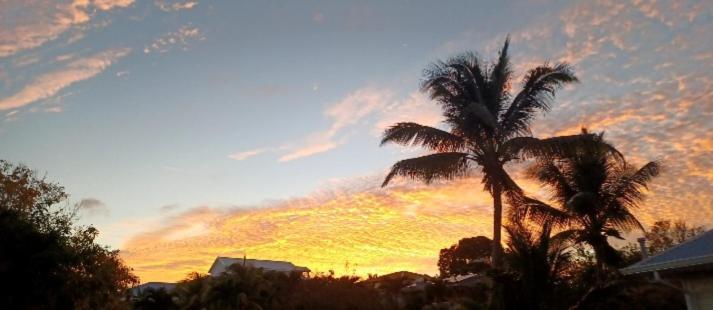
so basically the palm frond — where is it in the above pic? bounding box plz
[605,207,646,233]
[526,161,575,203]
[380,122,466,152]
[508,194,572,228]
[604,161,661,209]
[512,131,623,161]
[381,152,470,187]
[421,52,500,134]
[489,36,512,111]
[500,63,578,137]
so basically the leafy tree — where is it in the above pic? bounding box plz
[438,236,493,277]
[0,160,138,309]
[380,37,578,267]
[645,220,704,255]
[509,131,660,274]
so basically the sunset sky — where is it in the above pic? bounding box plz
[1,0,711,283]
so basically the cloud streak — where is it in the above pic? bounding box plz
[275,88,443,162]
[0,48,131,111]
[228,148,267,161]
[0,0,134,58]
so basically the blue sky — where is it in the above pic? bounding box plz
[1,0,712,280]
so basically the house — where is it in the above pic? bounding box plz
[130,282,177,297]
[362,271,432,290]
[207,256,310,277]
[443,273,492,288]
[621,229,713,310]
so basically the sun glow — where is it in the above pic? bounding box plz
[120,178,497,283]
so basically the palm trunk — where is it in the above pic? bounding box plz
[492,184,503,268]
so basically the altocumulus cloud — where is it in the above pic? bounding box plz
[118,167,713,283]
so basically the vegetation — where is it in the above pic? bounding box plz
[509,130,660,274]
[438,236,492,277]
[645,219,704,255]
[380,37,578,267]
[0,160,138,309]
[156,266,385,310]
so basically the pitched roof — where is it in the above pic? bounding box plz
[621,229,713,275]
[130,282,177,296]
[208,257,310,276]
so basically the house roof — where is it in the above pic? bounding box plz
[621,229,713,275]
[208,257,310,276]
[130,282,177,296]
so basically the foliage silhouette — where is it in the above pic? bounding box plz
[438,236,493,277]
[508,130,661,275]
[0,160,138,309]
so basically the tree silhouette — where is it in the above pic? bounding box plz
[509,130,660,275]
[496,222,571,310]
[0,160,137,309]
[380,37,578,267]
[645,220,704,255]
[438,236,493,277]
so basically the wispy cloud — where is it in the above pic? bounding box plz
[0,48,131,111]
[247,88,443,163]
[278,138,340,162]
[228,148,267,161]
[0,0,134,58]
[278,87,393,162]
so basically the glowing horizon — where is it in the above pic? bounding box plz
[1,1,711,284]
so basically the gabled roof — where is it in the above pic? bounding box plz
[208,257,310,276]
[621,229,713,275]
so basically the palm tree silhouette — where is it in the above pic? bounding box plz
[510,129,660,275]
[380,37,578,267]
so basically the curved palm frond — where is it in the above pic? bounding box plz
[601,202,646,233]
[508,194,572,228]
[526,161,575,203]
[500,63,578,138]
[508,131,623,161]
[604,161,661,209]
[421,52,499,133]
[489,36,512,107]
[551,229,579,245]
[380,122,466,152]
[381,152,470,187]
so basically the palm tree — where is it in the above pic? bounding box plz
[380,37,578,267]
[496,222,571,310]
[510,130,660,274]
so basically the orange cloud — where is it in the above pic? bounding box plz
[0,0,133,58]
[0,48,131,111]
[120,165,712,284]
